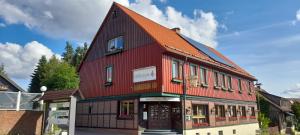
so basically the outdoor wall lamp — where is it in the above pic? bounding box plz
[186,107,191,114]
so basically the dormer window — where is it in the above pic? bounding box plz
[107,36,124,55]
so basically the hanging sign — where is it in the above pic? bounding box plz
[133,66,156,83]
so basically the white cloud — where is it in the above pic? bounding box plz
[0,41,59,79]
[297,9,300,21]
[129,0,218,47]
[292,9,300,25]
[0,0,218,47]
[0,0,129,42]
[159,0,167,3]
[296,83,300,89]
[0,0,36,27]
[0,23,5,27]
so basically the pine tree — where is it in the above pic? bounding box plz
[83,42,89,56]
[71,47,84,68]
[71,42,89,68]
[28,56,47,93]
[62,41,74,64]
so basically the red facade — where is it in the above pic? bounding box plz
[162,55,256,101]
[80,43,163,98]
[79,3,256,102]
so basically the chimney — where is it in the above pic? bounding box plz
[171,27,181,33]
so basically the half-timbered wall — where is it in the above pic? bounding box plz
[76,99,139,129]
[162,55,256,102]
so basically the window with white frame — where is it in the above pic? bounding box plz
[227,75,232,90]
[190,64,197,77]
[200,67,208,86]
[107,36,124,53]
[228,105,237,117]
[172,60,180,79]
[106,66,113,84]
[215,105,225,118]
[250,106,255,117]
[238,79,242,93]
[221,74,226,89]
[239,106,247,118]
[248,81,252,94]
[192,104,209,127]
[119,100,134,119]
[214,71,219,87]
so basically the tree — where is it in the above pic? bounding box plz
[72,46,84,68]
[28,56,47,93]
[0,63,6,76]
[292,102,300,130]
[258,113,271,135]
[62,41,74,64]
[71,42,89,68]
[41,56,79,90]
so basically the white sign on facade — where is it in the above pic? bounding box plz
[140,97,180,102]
[133,66,156,83]
[143,112,147,120]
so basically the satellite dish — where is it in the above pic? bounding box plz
[40,86,47,92]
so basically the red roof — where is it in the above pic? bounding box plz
[40,89,80,101]
[115,3,255,80]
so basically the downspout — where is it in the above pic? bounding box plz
[181,56,188,135]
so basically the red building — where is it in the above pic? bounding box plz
[76,2,259,135]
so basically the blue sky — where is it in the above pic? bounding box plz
[0,0,299,97]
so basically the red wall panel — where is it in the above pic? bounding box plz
[80,43,163,98]
[162,55,256,102]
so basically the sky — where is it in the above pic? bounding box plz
[0,0,299,97]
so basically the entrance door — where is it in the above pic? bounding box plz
[148,103,171,129]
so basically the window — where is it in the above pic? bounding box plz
[190,64,197,76]
[233,129,236,134]
[248,81,252,95]
[172,60,181,81]
[228,105,237,121]
[112,10,118,19]
[239,106,246,119]
[250,107,255,118]
[238,79,242,93]
[192,104,209,127]
[119,100,134,119]
[215,105,225,121]
[227,76,232,90]
[105,66,113,85]
[200,67,208,86]
[107,36,124,53]
[218,131,223,135]
[221,74,226,89]
[213,71,220,88]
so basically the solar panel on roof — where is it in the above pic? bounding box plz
[179,34,234,67]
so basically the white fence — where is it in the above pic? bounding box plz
[0,91,42,111]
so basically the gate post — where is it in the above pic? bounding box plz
[16,91,21,111]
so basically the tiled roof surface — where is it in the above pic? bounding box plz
[40,89,78,101]
[115,3,255,80]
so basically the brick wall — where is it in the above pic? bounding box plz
[0,110,43,135]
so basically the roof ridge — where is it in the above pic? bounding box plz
[0,74,24,92]
[114,2,175,34]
